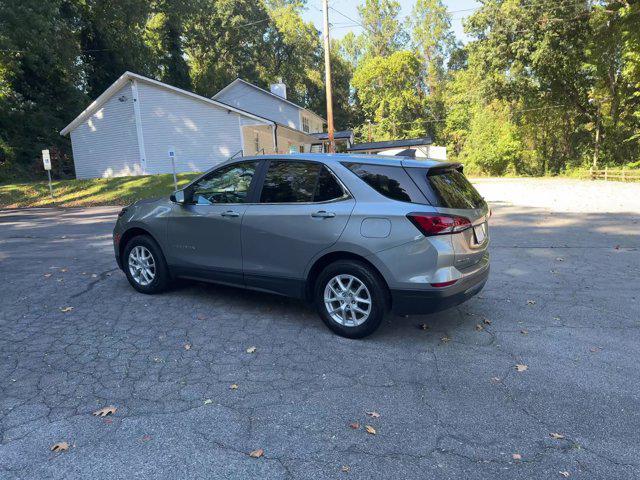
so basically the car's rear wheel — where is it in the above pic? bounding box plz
[315,260,388,338]
[123,235,170,294]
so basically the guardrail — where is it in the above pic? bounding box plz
[590,167,640,181]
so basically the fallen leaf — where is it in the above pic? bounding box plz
[556,257,564,261]
[349,422,360,429]
[520,329,529,335]
[483,318,492,325]
[515,364,528,372]
[491,376,501,383]
[43,273,52,278]
[60,306,73,313]
[93,406,117,417]
[559,472,570,478]
[475,323,484,331]
[550,269,559,274]
[526,300,536,305]
[512,453,522,460]
[589,347,600,353]
[246,346,257,354]
[51,441,69,453]
[341,465,350,473]
[549,432,565,440]
[141,434,152,442]
[364,425,376,435]
[614,245,620,250]
[417,323,429,330]
[441,335,451,343]
[184,343,191,350]
[249,448,264,458]
[230,384,238,390]
[203,399,213,405]
[196,313,206,320]
[365,411,380,418]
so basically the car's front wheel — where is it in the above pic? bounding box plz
[123,235,170,294]
[315,260,388,338]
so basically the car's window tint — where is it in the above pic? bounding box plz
[260,161,321,203]
[344,163,425,203]
[191,162,256,205]
[427,169,485,209]
[314,166,345,202]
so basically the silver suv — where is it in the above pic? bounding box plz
[113,154,489,338]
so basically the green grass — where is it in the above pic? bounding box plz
[0,173,200,209]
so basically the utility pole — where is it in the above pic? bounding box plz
[322,0,335,153]
[593,108,600,169]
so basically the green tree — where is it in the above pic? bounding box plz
[585,1,640,166]
[78,0,155,98]
[184,0,270,97]
[0,0,85,180]
[464,0,594,173]
[352,51,427,140]
[263,1,323,106]
[145,0,192,90]
[409,0,454,94]
[357,0,407,58]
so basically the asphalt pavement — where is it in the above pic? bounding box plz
[1,182,639,479]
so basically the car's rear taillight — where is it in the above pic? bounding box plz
[407,212,471,236]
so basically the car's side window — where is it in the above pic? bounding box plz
[343,162,425,204]
[190,162,257,205]
[260,161,321,203]
[314,166,346,202]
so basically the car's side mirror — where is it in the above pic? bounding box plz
[170,189,186,204]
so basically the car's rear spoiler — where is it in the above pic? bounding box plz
[400,159,464,174]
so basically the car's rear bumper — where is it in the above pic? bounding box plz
[390,263,489,315]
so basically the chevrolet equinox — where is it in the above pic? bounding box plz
[113,154,489,338]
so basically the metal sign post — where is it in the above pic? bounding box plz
[168,147,178,191]
[42,149,53,199]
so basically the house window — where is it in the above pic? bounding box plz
[302,116,310,133]
[254,131,260,153]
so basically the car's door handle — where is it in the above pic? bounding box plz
[221,210,240,218]
[311,210,335,218]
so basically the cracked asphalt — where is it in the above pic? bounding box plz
[1,180,639,479]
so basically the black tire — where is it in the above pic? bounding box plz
[122,235,170,294]
[314,260,388,339]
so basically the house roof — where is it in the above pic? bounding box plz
[60,72,273,136]
[347,136,433,152]
[213,78,326,124]
[310,130,353,141]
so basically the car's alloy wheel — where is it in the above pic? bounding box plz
[128,245,156,286]
[323,274,372,326]
[122,234,170,294]
[315,260,388,338]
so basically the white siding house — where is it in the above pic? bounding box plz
[68,85,142,178]
[214,78,325,134]
[61,72,324,179]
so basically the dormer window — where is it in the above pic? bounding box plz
[302,116,310,133]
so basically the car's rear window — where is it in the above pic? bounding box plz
[426,169,485,209]
[343,163,426,203]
